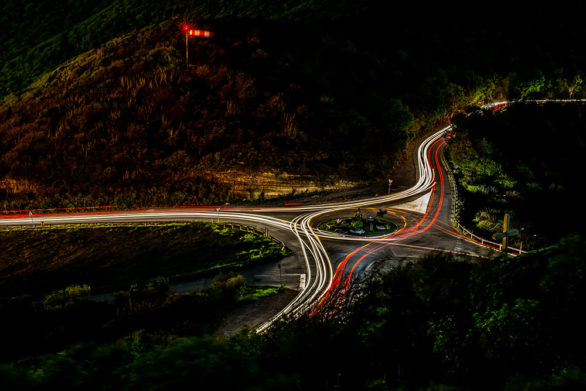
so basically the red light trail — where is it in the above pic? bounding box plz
[310,136,452,317]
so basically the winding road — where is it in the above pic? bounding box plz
[4,99,577,332]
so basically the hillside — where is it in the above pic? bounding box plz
[0,0,315,98]
[0,17,414,210]
[3,2,586,210]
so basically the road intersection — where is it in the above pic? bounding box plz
[0,125,494,333]
[6,100,576,331]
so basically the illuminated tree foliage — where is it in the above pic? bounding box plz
[449,103,586,248]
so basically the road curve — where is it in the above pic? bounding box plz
[0,126,444,332]
[2,99,582,331]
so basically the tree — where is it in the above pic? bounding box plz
[43,284,91,310]
[519,73,546,100]
[568,75,583,98]
[473,298,542,360]
[211,272,247,300]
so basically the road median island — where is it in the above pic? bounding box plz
[317,209,398,237]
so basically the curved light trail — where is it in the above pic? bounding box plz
[0,122,485,331]
[2,99,581,331]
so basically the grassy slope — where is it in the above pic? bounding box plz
[0,0,310,97]
[0,14,415,210]
[0,222,284,299]
[3,2,586,211]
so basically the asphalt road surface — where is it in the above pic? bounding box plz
[0,125,487,332]
[4,99,578,331]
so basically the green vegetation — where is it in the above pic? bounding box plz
[448,103,586,248]
[0,221,288,363]
[0,270,282,364]
[0,222,287,299]
[2,236,585,390]
[2,2,586,388]
[42,284,91,310]
[239,285,285,302]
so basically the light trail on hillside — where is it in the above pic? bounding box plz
[3,99,583,331]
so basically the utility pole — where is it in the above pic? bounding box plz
[502,213,510,252]
[182,24,190,66]
[182,25,214,66]
[185,30,189,65]
[492,213,519,254]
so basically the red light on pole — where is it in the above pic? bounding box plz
[189,29,214,38]
[184,25,214,66]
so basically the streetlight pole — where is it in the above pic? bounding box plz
[502,213,510,253]
[182,25,214,66]
[185,30,189,66]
